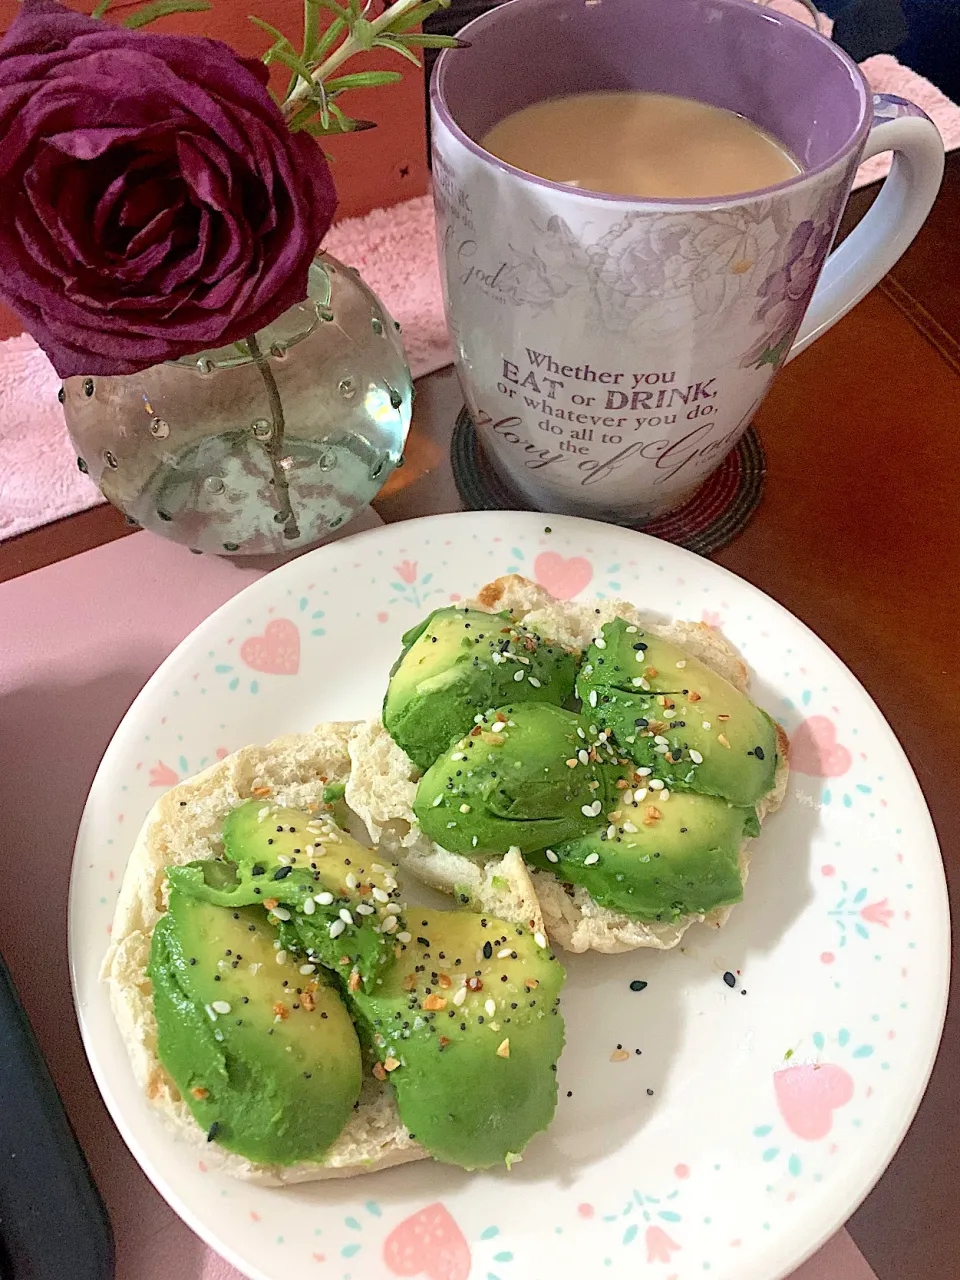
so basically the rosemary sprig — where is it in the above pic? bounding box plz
[249,0,464,136]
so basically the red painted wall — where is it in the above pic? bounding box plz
[0,0,429,339]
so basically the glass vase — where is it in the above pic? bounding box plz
[62,254,412,555]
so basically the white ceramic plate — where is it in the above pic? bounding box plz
[70,511,949,1280]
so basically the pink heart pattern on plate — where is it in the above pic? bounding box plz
[383,1203,471,1280]
[148,761,179,788]
[239,618,300,675]
[774,1063,854,1140]
[789,715,852,777]
[533,551,593,600]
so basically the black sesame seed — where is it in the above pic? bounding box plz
[273,866,293,880]
[646,1088,654,1097]
[206,1122,220,1142]
[723,971,737,988]
[482,941,493,960]
[754,746,765,760]
[629,980,648,992]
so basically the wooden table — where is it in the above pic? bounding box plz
[3,156,958,1279]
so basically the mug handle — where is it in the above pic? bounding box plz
[788,94,944,361]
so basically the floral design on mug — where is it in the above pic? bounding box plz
[589,206,784,341]
[739,187,846,370]
[872,93,928,123]
[499,206,786,344]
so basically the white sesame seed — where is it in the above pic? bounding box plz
[634,788,647,803]
[257,806,271,821]
[381,916,398,933]
[432,794,444,807]
[345,872,357,890]
[298,964,316,977]
[654,744,669,754]
[491,652,502,664]
[271,906,291,921]
[459,803,471,813]
[372,887,390,903]
[204,1004,217,1021]
[248,962,262,975]
[356,903,375,915]
[676,660,687,668]
[594,636,606,649]
[583,852,600,866]
[654,735,669,745]
[453,985,467,1006]
[577,727,586,739]
[702,721,712,730]
[578,749,589,765]
[689,749,704,764]
[534,931,547,949]
[397,931,411,943]
[339,908,354,925]
[303,844,315,857]
[588,689,598,707]
[514,669,525,682]
[315,891,334,905]
[485,998,496,1016]
[660,789,671,802]
[383,876,398,890]
[648,779,665,790]
[639,677,650,690]
[545,849,559,863]
[528,676,541,688]
[636,767,652,776]
[276,950,287,965]
[450,752,467,761]
[581,800,602,817]
[606,824,616,839]
[623,821,638,833]
[370,863,386,874]
[622,790,633,805]
[302,896,316,915]
[635,650,645,661]
[328,919,346,938]
[498,948,513,959]
[626,625,638,633]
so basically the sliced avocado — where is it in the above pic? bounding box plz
[413,703,627,855]
[168,801,404,990]
[530,788,759,921]
[383,606,578,771]
[349,908,564,1169]
[577,619,777,806]
[148,890,362,1164]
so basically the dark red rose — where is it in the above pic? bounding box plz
[0,0,337,376]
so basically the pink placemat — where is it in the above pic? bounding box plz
[2,37,958,545]
[0,522,882,1280]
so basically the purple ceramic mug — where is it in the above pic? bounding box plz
[431,0,944,520]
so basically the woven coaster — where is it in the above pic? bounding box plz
[451,408,766,556]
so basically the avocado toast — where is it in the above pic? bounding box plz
[349,574,789,954]
[103,723,565,1183]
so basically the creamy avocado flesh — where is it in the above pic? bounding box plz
[577,618,777,806]
[349,908,564,1169]
[384,606,578,771]
[148,890,362,1164]
[529,788,759,920]
[414,703,627,855]
[168,801,404,991]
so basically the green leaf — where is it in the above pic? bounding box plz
[91,0,113,17]
[323,70,403,91]
[393,32,464,47]
[373,34,423,66]
[267,46,319,82]
[382,1,444,32]
[121,0,211,29]
[248,14,293,45]
[301,111,376,136]
[312,14,347,60]
[304,0,320,61]
[351,16,375,50]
